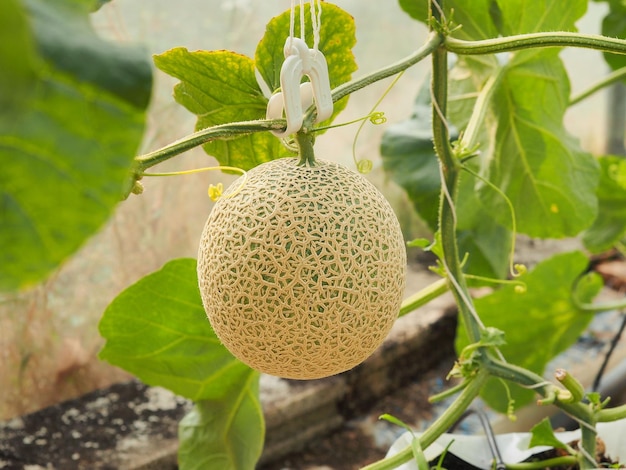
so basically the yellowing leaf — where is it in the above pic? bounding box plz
[154,48,284,170]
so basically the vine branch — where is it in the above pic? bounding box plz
[570,65,626,106]
[446,31,626,56]
[330,32,442,104]
[431,8,483,344]
[135,34,443,174]
[399,278,449,318]
[134,119,286,172]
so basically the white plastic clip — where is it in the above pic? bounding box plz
[266,37,333,138]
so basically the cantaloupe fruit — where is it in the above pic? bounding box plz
[197,157,406,379]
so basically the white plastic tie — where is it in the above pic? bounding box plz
[266,6,332,138]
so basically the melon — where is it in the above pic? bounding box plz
[197,157,406,379]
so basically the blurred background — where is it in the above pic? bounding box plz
[0,0,614,420]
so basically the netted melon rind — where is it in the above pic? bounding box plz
[197,157,406,380]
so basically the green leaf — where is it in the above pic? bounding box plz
[99,258,255,402]
[598,1,626,76]
[479,50,599,238]
[397,0,429,24]
[101,258,264,469]
[25,0,151,109]
[529,418,568,450]
[178,373,264,470]
[444,1,596,239]
[154,48,285,170]
[583,155,626,252]
[495,0,586,36]
[0,0,39,123]
[381,81,441,229]
[456,251,602,412]
[0,0,150,292]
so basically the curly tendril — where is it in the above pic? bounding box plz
[460,164,527,278]
[369,111,387,125]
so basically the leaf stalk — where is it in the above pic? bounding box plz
[399,277,449,318]
[570,65,626,106]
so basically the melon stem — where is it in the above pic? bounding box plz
[295,131,316,166]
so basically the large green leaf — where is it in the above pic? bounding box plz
[583,155,626,252]
[479,50,599,238]
[178,374,264,470]
[456,251,602,412]
[100,258,264,469]
[443,1,596,238]
[153,48,284,171]
[0,0,39,123]
[255,1,357,126]
[0,0,150,292]
[25,0,150,109]
[99,258,256,402]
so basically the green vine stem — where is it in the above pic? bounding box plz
[431,9,483,344]
[482,358,602,468]
[398,278,449,318]
[571,273,626,312]
[598,402,626,422]
[133,32,626,176]
[446,32,626,56]
[573,297,626,313]
[134,119,286,172]
[483,358,592,418]
[361,369,489,470]
[579,424,598,469]
[570,65,626,106]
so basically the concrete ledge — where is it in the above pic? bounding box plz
[0,286,456,470]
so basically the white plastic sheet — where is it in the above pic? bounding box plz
[386,420,626,469]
